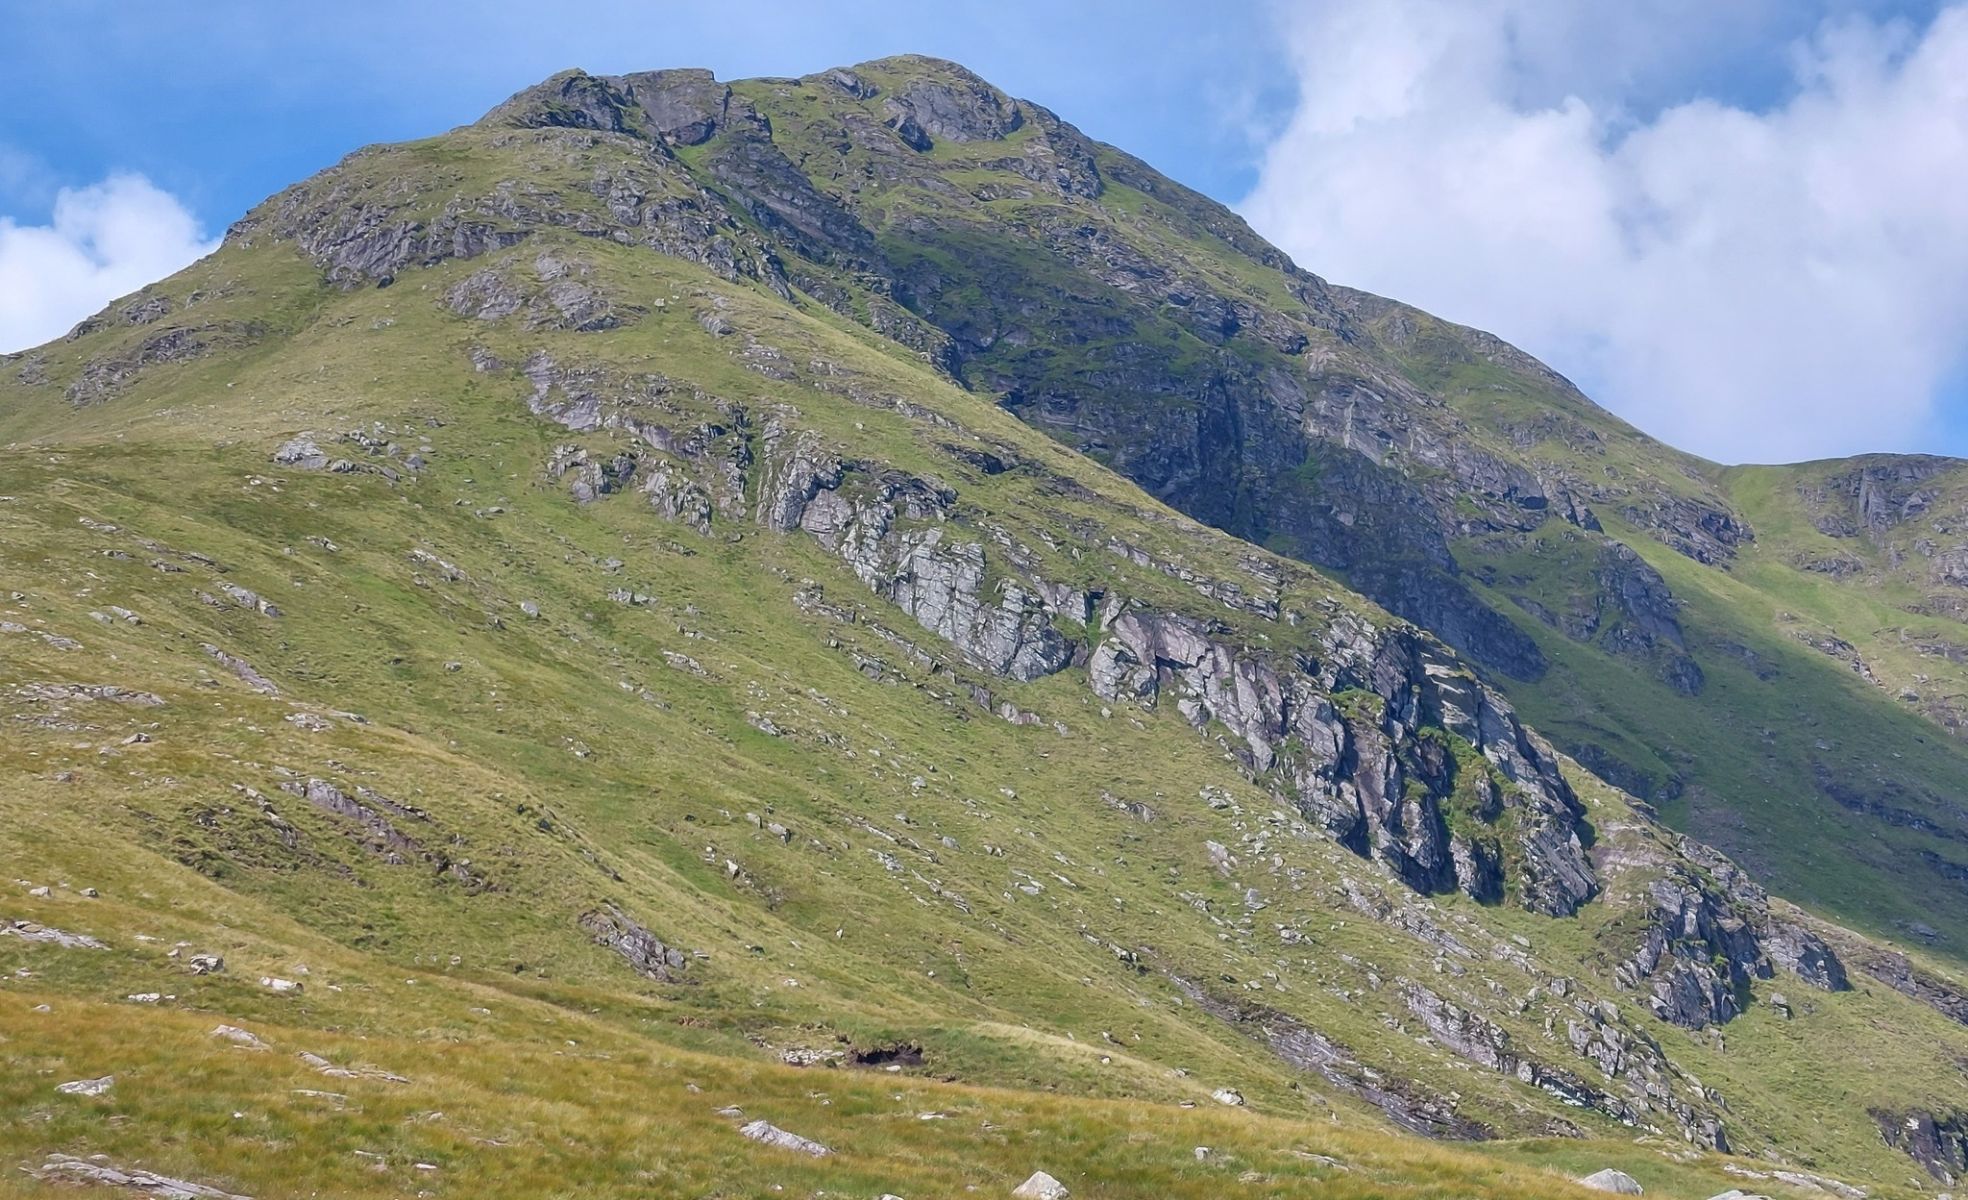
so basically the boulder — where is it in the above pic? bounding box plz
[1011,1171,1070,1200]
[212,1024,268,1049]
[1578,1168,1643,1194]
[55,1075,114,1096]
[272,435,329,470]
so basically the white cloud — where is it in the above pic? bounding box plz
[0,174,218,354]
[1241,1,1968,463]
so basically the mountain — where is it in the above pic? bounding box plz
[2,55,1967,1199]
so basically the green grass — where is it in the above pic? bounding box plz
[2,63,1966,1197]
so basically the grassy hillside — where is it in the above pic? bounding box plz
[3,58,1967,1198]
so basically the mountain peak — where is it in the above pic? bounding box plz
[478,55,1029,155]
[8,49,1968,1197]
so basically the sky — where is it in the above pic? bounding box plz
[1,0,1964,464]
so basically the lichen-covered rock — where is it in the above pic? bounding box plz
[885,69,1024,146]
[1761,923,1849,992]
[212,1024,267,1049]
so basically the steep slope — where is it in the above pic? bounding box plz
[405,56,1968,961]
[1,56,1966,1198]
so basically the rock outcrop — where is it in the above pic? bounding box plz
[1605,835,1849,1029]
[580,903,686,980]
[1172,974,1492,1140]
[1844,946,1968,1027]
[738,1118,831,1157]
[1873,1108,1968,1183]
[1403,980,1729,1150]
[32,1155,254,1199]
[2,920,107,949]
[1090,609,1595,914]
[598,388,1594,915]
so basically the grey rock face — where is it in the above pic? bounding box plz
[12,351,48,385]
[446,252,633,332]
[66,327,212,405]
[1848,945,1968,1026]
[886,71,1025,147]
[1513,541,1704,695]
[1799,454,1955,539]
[276,777,485,887]
[232,97,788,296]
[748,418,1071,681]
[619,68,730,146]
[545,378,1590,913]
[1873,1108,1968,1183]
[220,582,281,617]
[16,681,164,706]
[580,903,686,980]
[549,444,639,503]
[1090,609,1595,914]
[1761,923,1849,992]
[1609,837,1849,1030]
[490,69,639,132]
[1618,873,1766,1029]
[281,778,419,864]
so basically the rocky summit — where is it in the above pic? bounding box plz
[2,55,1967,1200]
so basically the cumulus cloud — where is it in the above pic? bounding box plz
[0,174,217,354]
[1242,1,1968,463]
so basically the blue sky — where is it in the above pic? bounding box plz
[0,2,1292,228]
[4,0,1966,463]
